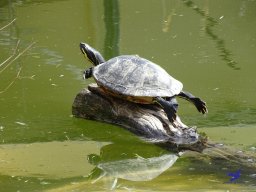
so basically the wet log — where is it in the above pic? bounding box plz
[72,83,207,152]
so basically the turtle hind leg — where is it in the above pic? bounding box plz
[155,97,177,123]
[178,91,208,114]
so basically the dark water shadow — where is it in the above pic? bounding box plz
[182,0,240,70]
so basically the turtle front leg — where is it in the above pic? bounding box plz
[83,67,93,79]
[178,91,208,114]
[155,97,177,123]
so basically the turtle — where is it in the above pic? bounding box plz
[80,42,207,123]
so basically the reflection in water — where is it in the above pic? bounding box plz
[161,0,180,33]
[183,0,240,70]
[87,143,179,190]
[103,0,120,58]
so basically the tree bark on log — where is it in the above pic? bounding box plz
[72,84,207,152]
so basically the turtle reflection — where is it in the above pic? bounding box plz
[87,143,179,190]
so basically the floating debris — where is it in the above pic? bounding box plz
[15,121,27,126]
[40,181,51,185]
[219,15,224,20]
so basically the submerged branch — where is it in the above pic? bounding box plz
[203,143,256,169]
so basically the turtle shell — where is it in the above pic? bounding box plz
[93,55,183,97]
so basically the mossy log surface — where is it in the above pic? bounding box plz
[72,84,207,152]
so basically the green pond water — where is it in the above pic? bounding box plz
[0,0,256,191]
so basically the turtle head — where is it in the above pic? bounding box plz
[80,42,105,66]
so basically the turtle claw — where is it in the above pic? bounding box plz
[165,104,177,123]
[167,111,177,123]
[192,98,208,114]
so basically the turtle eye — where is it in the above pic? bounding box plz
[80,43,88,54]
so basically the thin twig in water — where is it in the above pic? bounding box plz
[0,67,22,94]
[0,40,20,68]
[0,41,36,74]
[0,18,16,31]
[0,41,36,94]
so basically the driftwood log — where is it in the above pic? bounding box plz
[72,84,207,152]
